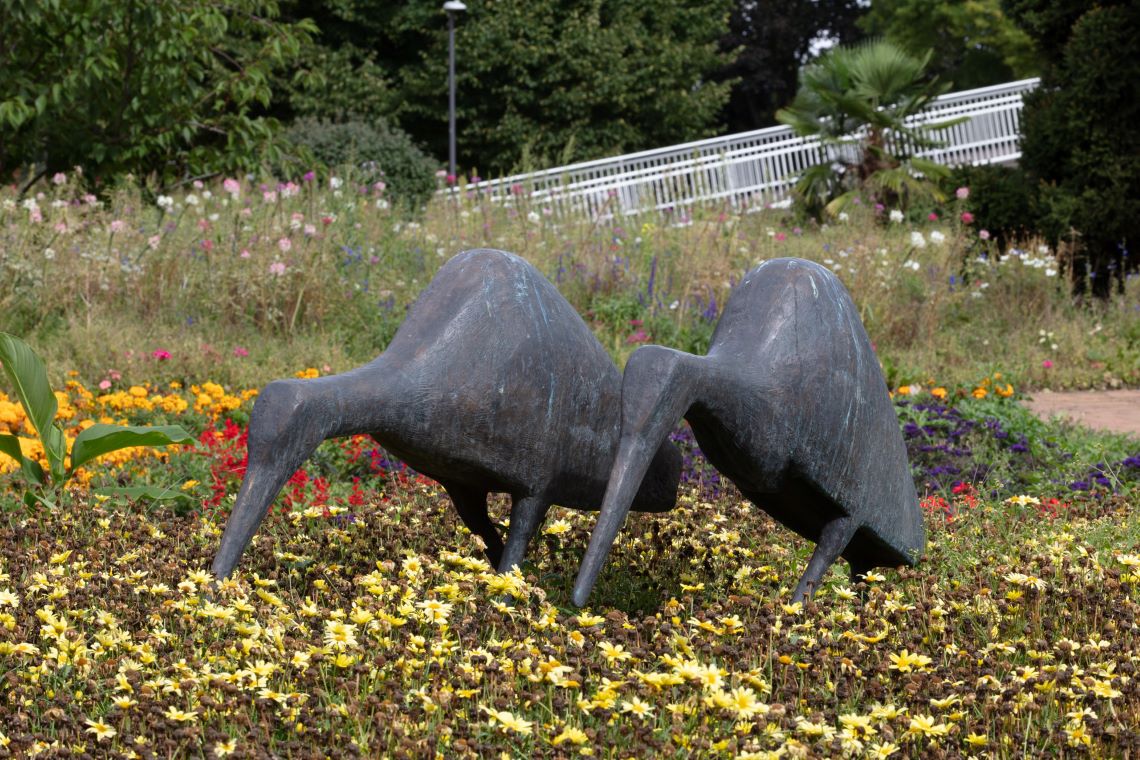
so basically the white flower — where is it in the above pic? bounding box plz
[905,260,921,271]
[889,209,904,223]
[185,194,199,206]
[837,212,850,222]
[1045,268,1058,277]
[929,230,946,244]
[909,231,926,249]
[329,177,343,189]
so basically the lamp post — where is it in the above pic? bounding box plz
[443,0,466,183]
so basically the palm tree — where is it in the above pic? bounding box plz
[776,39,964,217]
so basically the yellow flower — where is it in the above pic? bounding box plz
[484,708,533,735]
[972,387,987,399]
[888,649,933,674]
[598,641,634,663]
[930,387,948,400]
[906,714,948,739]
[214,740,237,756]
[323,619,358,651]
[551,727,588,746]
[543,519,573,535]
[576,612,605,627]
[163,706,198,723]
[620,697,654,719]
[964,733,988,747]
[84,719,117,741]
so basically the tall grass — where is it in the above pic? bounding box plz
[2,172,1138,391]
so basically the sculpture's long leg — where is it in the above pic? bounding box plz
[792,516,857,602]
[444,485,502,568]
[498,495,551,573]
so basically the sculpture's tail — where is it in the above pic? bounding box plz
[572,346,696,607]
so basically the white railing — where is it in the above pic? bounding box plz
[455,78,1039,218]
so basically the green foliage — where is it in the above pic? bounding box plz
[280,43,393,124]
[0,333,193,504]
[283,118,438,207]
[715,0,864,133]
[948,164,1039,250]
[1006,1,1140,295]
[381,0,735,175]
[0,0,317,187]
[859,0,1041,89]
[777,40,962,217]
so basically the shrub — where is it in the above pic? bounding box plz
[1007,1,1140,296]
[947,164,1039,250]
[282,118,438,209]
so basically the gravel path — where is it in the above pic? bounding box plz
[1023,389,1140,438]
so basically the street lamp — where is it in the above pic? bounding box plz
[443,0,467,183]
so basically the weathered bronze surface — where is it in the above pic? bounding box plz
[573,257,925,606]
[211,248,680,579]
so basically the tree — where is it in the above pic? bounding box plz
[0,0,317,187]
[295,0,734,176]
[859,0,1040,91]
[776,39,961,217]
[715,0,864,134]
[1004,0,1140,295]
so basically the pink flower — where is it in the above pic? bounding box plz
[269,261,287,276]
[960,212,975,224]
[303,171,315,182]
[774,232,787,242]
[1042,359,1053,369]
[98,379,112,390]
[148,235,161,250]
[263,190,278,204]
[233,346,249,358]
[278,237,292,252]
[626,329,650,345]
[202,239,214,251]
[979,229,991,241]
[223,178,241,195]
[152,349,172,361]
[927,212,939,221]
[52,172,67,185]
[373,181,386,193]
[109,370,121,381]
[193,180,204,189]
[446,173,457,185]
[304,223,316,236]
[240,249,251,259]
[956,187,969,200]
[30,208,43,223]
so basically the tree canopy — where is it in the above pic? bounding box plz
[0,0,317,187]
[714,0,864,134]
[860,0,1040,90]
[1004,0,1140,294]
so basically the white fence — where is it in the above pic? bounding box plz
[457,78,1039,218]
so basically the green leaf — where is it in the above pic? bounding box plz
[0,432,45,486]
[96,485,187,501]
[0,333,59,442]
[69,424,195,473]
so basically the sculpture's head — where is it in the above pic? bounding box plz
[572,346,699,607]
[211,380,330,579]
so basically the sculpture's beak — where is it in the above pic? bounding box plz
[210,465,292,579]
[572,346,693,607]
